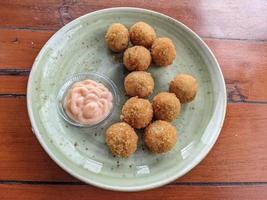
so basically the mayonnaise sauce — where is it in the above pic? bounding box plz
[63,79,113,125]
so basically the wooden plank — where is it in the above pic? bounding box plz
[205,39,267,102]
[1,184,267,200]
[0,0,62,30]
[0,98,267,182]
[0,76,27,94]
[1,29,267,102]
[0,98,76,182]
[1,0,267,40]
[0,29,53,68]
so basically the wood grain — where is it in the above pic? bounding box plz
[1,184,267,200]
[0,0,62,30]
[205,39,267,102]
[0,98,267,182]
[0,29,53,68]
[1,0,267,40]
[0,76,27,94]
[180,103,267,182]
[0,98,76,182]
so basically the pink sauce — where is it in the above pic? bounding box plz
[63,79,113,125]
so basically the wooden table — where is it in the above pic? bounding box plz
[1,1,267,199]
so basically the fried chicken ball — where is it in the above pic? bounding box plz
[121,97,153,129]
[105,23,129,52]
[124,71,154,98]
[144,120,177,153]
[123,46,151,71]
[152,92,181,122]
[106,122,138,157]
[151,37,176,67]
[129,22,156,48]
[169,74,198,103]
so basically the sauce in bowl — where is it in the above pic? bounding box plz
[63,79,113,125]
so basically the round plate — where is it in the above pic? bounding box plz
[27,7,226,191]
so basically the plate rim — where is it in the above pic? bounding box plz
[27,7,227,192]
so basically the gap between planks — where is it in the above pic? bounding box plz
[0,69,30,76]
[1,180,267,187]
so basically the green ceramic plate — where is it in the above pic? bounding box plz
[27,7,226,191]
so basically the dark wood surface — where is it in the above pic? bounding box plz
[1,184,267,200]
[0,1,267,199]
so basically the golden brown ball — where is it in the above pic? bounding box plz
[123,46,151,71]
[129,22,156,48]
[124,71,154,98]
[105,23,129,52]
[151,37,176,67]
[152,92,181,122]
[169,74,198,103]
[144,120,177,153]
[105,122,138,157]
[121,97,153,129]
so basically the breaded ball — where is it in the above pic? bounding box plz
[152,92,181,122]
[105,23,129,52]
[144,120,177,153]
[124,71,154,98]
[106,122,138,157]
[130,22,156,48]
[151,37,176,67]
[121,97,153,129]
[123,46,151,71]
[169,74,198,103]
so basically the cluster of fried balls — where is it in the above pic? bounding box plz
[105,22,198,157]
